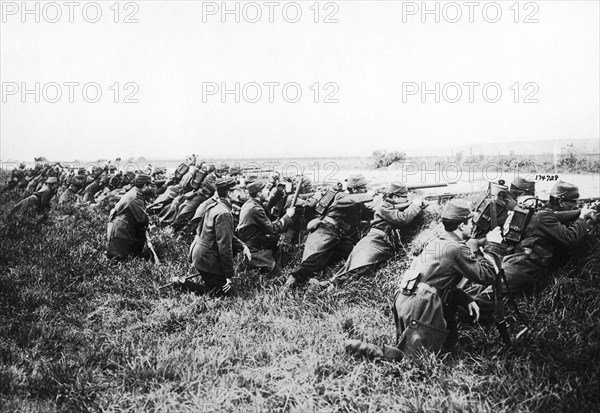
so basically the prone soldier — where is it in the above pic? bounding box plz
[472,180,597,317]
[326,182,427,289]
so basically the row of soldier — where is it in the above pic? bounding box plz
[4,158,598,359]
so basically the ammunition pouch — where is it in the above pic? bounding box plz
[190,170,207,191]
[174,163,189,180]
[504,205,534,244]
[315,189,337,216]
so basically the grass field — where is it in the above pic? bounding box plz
[1,186,599,413]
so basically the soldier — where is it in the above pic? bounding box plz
[106,174,154,261]
[0,163,26,195]
[81,175,104,204]
[346,199,505,360]
[59,173,86,205]
[473,180,596,315]
[236,179,295,273]
[171,165,218,233]
[327,182,427,289]
[183,178,251,296]
[10,176,59,215]
[283,174,373,289]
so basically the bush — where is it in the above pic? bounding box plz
[372,149,407,169]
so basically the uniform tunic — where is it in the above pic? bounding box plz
[291,191,373,282]
[189,197,244,290]
[236,197,292,270]
[393,231,504,357]
[500,207,590,294]
[330,198,422,284]
[11,184,55,214]
[106,186,149,260]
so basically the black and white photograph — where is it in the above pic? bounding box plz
[1,1,599,411]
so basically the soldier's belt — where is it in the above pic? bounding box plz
[322,216,338,227]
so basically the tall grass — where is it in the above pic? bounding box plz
[0,192,599,412]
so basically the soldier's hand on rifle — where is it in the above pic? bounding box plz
[486,226,503,244]
[467,301,480,323]
[581,208,598,223]
[222,278,233,293]
[412,198,429,209]
[243,244,252,262]
[286,207,296,218]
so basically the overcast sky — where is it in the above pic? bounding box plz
[1,0,598,162]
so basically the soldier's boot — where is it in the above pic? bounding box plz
[382,345,404,361]
[344,339,383,359]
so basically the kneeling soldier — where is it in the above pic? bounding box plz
[346,199,505,360]
[186,178,251,296]
[236,179,295,273]
[106,174,154,260]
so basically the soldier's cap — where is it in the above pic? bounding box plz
[133,173,152,186]
[510,177,536,195]
[387,182,408,196]
[46,177,58,184]
[549,181,580,200]
[216,177,240,195]
[442,199,474,221]
[346,174,368,188]
[247,179,266,196]
[125,171,135,180]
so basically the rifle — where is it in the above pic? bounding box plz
[480,247,511,346]
[276,176,303,266]
[290,176,303,207]
[145,230,160,264]
[158,271,201,290]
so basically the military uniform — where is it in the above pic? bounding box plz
[1,166,25,195]
[189,178,245,294]
[346,199,505,360]
[106,175,151,260]
[473,181,593,318]
[171,172,217,232]
[329,183,423,286]
[81,179,103,203]
[287,175,373,285]
[236,180,293,271]
[11,177,58,215]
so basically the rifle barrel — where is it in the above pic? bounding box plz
[407,183,449,190]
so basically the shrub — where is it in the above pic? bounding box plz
[372,149,407,169]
